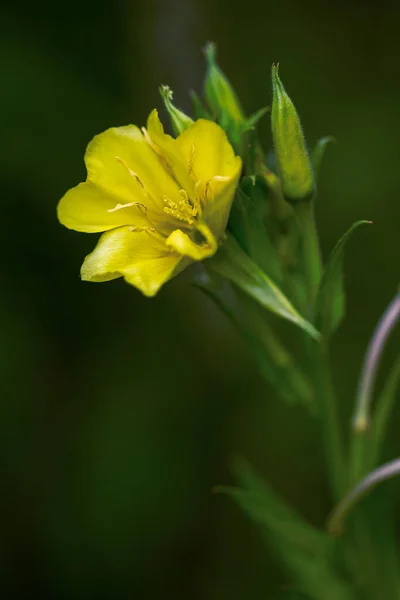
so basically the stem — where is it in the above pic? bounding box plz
[295,200,322,309]
[296,199,344,499]
[313,342,346,501]
[352,290,400,432]
[327,457,400,534]
[350,290,400,485]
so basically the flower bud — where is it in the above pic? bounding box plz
[271,65,315,203]
[159,85,193,135]
[204,42,244,125]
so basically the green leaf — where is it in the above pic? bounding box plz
[229,177,282,283]
[368,355,400,469]
[209,234,320,341]
[314,221,371,337]
[196,284,314,407]
[240,106,269,132]
[229,459,330,554]
[189,90,212,120]
[311,136,335,179]
[216,459,353,600]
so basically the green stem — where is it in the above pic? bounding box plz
[313,342,346,501]
[295,199,344,500]
[295,200,322,309]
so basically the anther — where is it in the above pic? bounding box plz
[162,190,196,225]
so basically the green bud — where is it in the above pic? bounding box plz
[204,42,244,124]
[271,65,315,203]
[159,85,193,136]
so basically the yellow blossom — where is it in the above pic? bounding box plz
[57,111,242,296]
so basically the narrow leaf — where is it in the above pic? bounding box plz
[229,179,282,283]
[241,106,269,132]
[314,221,371,337]
[311,136,335,179]
[217,459,353,600]
[230,458,330,554]
[189,90,212,120]
[196,284,314,407]
[210,234,320,340]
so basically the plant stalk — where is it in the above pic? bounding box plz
[295,199,322,310]
[295,198,345,500]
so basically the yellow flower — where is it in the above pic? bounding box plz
[57,110,242,296]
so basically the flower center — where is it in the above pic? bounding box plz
[163,189,198,226]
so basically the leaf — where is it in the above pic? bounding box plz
[196,284,314,407]
[229,458,331,554]
[189,90,212,120]
[240,106,269,132]
[368,355,400,469]
[216,459,353,600]
[228,178,283,283]
[311,136,335,179]
[209,234,320,341]
[314,221,371,337]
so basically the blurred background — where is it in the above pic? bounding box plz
[1,0,400,597]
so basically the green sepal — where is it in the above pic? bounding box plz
[196,284,314,407]
[203,42,244,124]
[159,85,193,135]
[314,221,371,337]
[209,234,320,341]
[203,42,251,151]
[311,136,335,180]
[216,459,353,600]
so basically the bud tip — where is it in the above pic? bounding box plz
[204,41,216,65]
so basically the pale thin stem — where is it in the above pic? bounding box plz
[327,457,400,534]
[352,290,400,432]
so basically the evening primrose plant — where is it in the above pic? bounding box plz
[58,45,400,599]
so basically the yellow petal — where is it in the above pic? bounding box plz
[200,166,241,240]
[146,110,196,197]
[81,226,185,296]
[57,181,150,232]
[165,224,217,261]
[175,119,241,182]
[84,125,183,223]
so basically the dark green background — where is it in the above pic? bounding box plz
[1,0,400,597]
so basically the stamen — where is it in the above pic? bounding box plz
[128,226,155,233]
[163,191,197,225]
[211,175,230,182]
[188,143,195,175]
[114,156,145,188]
[108,202,147,213]
[204,181,210,201]
[197,176,231,204]
[141,127,155,149]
